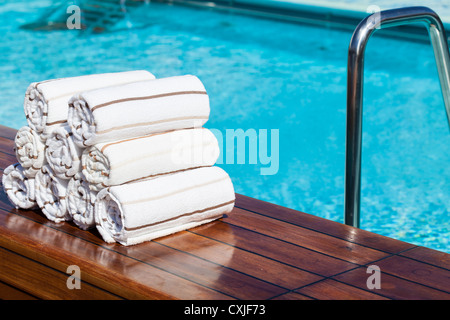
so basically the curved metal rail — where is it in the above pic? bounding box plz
[345,6,450,228]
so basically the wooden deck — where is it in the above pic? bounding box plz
[0,124,449,300]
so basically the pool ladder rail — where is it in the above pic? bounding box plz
[344,6,450,228]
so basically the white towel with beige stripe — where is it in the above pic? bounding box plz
[81,127,220,192]
[24,70,155,139]
[95,166,235,246]
[67,75,210,147]
[2,163,38,210]
[14,126,46,177]
[45,125,83,180]
[34,165,70,223]
[66,172,98,230]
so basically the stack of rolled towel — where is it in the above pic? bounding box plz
[2,70,235,246]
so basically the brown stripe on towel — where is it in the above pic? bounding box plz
[99,128,185,152]
[35,78,63,87]
[36,76,158,103]
[46,120,67,126]
[123,200,234,232]
[91,90,207,112]
[95,116,209,136]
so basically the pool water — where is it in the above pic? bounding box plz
[0,0,449,253]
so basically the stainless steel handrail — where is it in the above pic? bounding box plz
[345,6,450,228]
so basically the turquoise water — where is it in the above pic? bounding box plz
[0,0,449,252]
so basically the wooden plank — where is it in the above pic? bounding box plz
[156,230,324,290]
[0,279,38,300]
[374,255,450,294]
[224,208,390,265]
[0,152,17,170]
[110,237,287,300]
[400,246,450,270]
[271,291,313,300]
[191,220,358,277]
[333,266,450,300]
[0,136,15,153]
[0,246,121,300]
[0,125,18,140]
[0,135,17,170]
[235,194,414,254]
[295,278,389,300]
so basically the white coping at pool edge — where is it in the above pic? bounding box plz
[270,0,450,25]
[200,0,450,30]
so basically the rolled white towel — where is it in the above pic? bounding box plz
[82,127,220,192]
[95,166,235,246]
[45,125,83,180]
[14,126,46,177]
[35,165,70,223]
[24,70,155,138]
[2,163,37,209]
[68,75,210,147]
[66,173,98,230]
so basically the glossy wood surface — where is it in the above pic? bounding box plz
[0,124,449,300]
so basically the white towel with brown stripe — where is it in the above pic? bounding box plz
[2,163,37,210]
[35,165,70,223]
[45,125,83,180]
[81,127,220,192]
[14,126,46,177]
[95,166,235,246]
[67,75,210,147]
[24,70,155,139]
[66,172,98,230]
